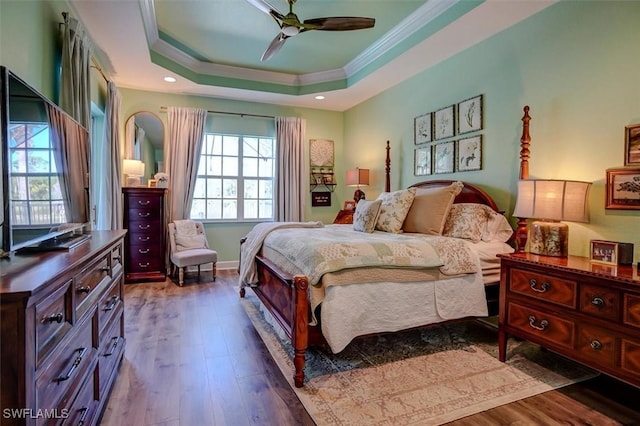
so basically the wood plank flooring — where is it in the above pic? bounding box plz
[101,270,640,426]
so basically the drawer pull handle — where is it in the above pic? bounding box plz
[138,212,150,218]
[528,315,549,331]
[138,224,151,230]
[42,312,64,324]
[76,286,91,294]
[138,248,150,254]
[529,279,550,293]
[138,236,150,242]
[77,407,89,426]
[101,266,111,273]
[590,339,602,350]
[55,347,87,382]
[138,262,149,268]
[104,296,120,311]
[113,256,121,262]
[138,200,150,205]
[104,336,120,357]
[591,297,604,307]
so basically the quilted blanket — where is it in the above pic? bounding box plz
[258,225,479,286]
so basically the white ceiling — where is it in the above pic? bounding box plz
[69,0,555,112]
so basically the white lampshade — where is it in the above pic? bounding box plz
[123,159,145,177]
[513,179,591,257]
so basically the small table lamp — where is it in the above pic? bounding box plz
[346,168,370,203]
[513,179,591,257]
[123,159,145,187]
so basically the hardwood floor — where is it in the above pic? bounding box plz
[101,270,640,426]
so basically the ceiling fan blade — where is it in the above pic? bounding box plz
[302,17,375,31]
[246,0,284,22]
[261,33,288,61]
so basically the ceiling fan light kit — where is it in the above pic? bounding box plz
[247,0,375,61]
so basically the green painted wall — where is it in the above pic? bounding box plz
[343,1,640,261]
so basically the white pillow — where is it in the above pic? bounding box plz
[353,199,382,233]
[375,188,417,233]
[482,209,514,243]
[175,233,207,251]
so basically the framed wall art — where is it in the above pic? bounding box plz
[414,112,432,144]
[457,94,483,134]
[625,123,640,166]
[309,139,334,167]
[434,141,455,174]
[457,135,482,171]
[311,192,331,207]
[414,146,432,176]
[434,105,455,140]
[605,167,640,209]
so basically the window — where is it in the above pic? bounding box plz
[191,133,275,221]
[9,122,66,226]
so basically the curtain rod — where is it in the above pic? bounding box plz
[160,106,274,119]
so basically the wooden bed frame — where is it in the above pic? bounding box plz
[240,108,532,387]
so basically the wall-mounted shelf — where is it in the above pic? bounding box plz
[310,168,336,192]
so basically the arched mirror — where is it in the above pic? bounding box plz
[125,112,164,182]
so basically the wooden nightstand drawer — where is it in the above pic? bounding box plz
[621,339,640,379]
[580,284,620,321]
[509,268,577,308]
[507,302,575,349]
[623,294,640,329]
[576,324,617,367]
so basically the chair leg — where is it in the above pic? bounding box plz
[197,265,201,280]
[178,267,184,286]
[212,263,216,282]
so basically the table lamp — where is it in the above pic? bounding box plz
[346,168,370,203]
[513,179,591,257]
[123,159,145,187]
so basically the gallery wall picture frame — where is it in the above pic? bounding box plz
[457,94,483,134]
[434,105,455,140]
[414,112,432,144]
[343,200,356,210]
[434,141,455,174]
[605,167,640,210]
[456,135,482,172]
[311,192,332,207]
[624,123,640,166]
[309,139,334,167]
[414,146,432,176]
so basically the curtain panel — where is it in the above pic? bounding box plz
[61,13,92,129]
[275,116,306,222]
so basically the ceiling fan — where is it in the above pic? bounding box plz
[246,0,375,61]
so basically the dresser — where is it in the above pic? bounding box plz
[498,253,640,387]
[122,187,166,283]
[0,231,127,425]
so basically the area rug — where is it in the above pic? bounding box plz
[241,294,597,426]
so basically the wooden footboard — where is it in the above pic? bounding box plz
[242,255,323,387]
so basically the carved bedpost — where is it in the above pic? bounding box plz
[515,106,531,253]
[292,275,309,388]
[385,141,391,192]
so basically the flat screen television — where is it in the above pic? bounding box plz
[1,66,91,254]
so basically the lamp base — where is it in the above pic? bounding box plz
[529,220,568,257]
[126,176,142,187]
[353,189,366,202]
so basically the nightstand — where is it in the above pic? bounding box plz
[333,209,354,224]
[498,252,640,387]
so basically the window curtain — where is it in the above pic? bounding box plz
[124,118,136,160]
[165,107,207,222]
[47,104,89,225]
[95,82,123,230]
[61,13,92,129]
[275,116,306,221]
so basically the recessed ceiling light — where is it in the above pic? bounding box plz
[315,95,325,100]
[164,76,177,83]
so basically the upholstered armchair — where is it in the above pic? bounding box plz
[168,220,217,286]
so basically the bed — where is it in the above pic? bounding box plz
[240,112,530,387]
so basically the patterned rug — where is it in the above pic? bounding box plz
[241,294,598,426]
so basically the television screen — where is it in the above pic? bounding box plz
[1,66,90,253]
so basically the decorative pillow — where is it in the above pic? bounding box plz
[402,181,464,235]
[443,203,490,243]
[353,199,383,233]
[175,233,207,251]
[375,187,417,233]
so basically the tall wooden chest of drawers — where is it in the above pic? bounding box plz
[0,231,127,426]
[122,187,166,283]
[498,253,640,387]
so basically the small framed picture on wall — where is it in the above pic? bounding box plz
[457,95,483,134]
[434,105,455,140]
[414,113,432,144]
[414,146,432,176]
[434,141,455,174]
[456,136,482,171]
